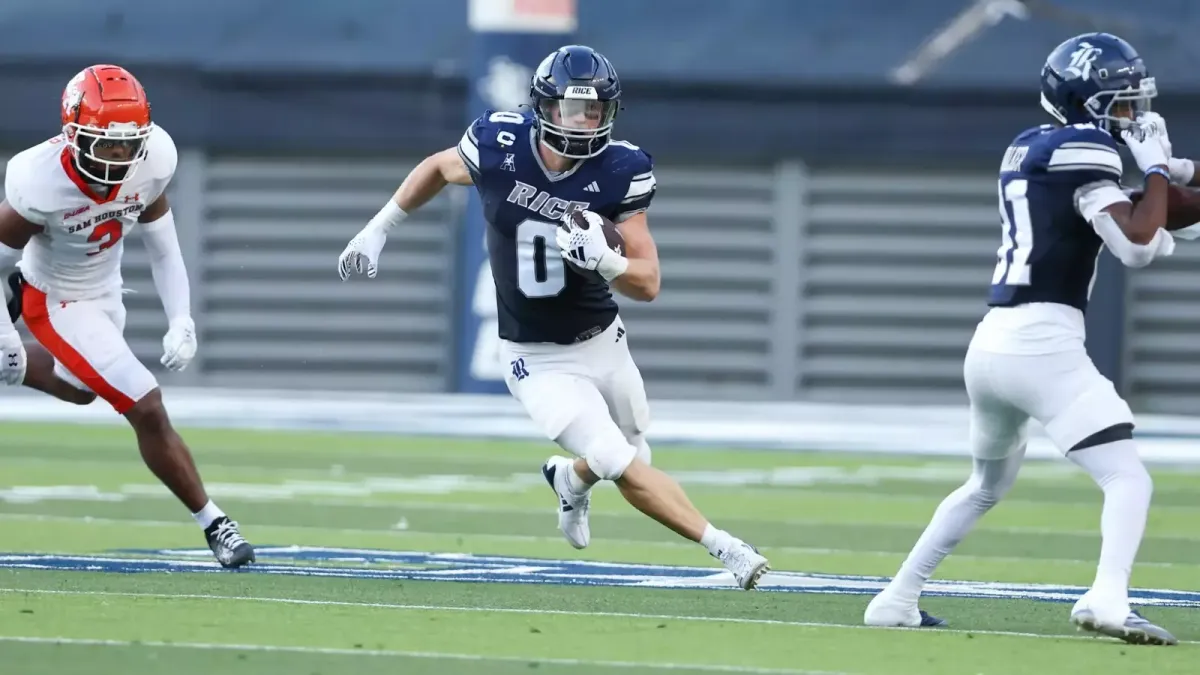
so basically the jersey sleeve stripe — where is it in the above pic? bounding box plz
[631,171,653,181]
[624,175,656,200]
[457,129,480,172]
[1047,163,1123,177]
[1048,147,1122,175]
[1058,141,1118,153]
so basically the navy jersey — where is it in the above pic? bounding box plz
[457,109,656,344]
[988,123,1126,312]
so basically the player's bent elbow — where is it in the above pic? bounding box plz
[632,288,659,302]
[1116,248,1155,269]
[617,277,659,302]
[1125,230,1156,246]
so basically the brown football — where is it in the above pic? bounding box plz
[560,210,624,284]
[1128,184,1200,230]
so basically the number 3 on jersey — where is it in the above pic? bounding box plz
[86,219,124,257]
[516,219,565,298]
[992,178,1033,286]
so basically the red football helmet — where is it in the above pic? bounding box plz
[60,65,153,185]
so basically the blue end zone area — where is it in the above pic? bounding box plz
[1,546,1198,608]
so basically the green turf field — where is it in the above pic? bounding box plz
[0,421,1197,674]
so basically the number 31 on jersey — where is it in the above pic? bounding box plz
[992,178,1033,286]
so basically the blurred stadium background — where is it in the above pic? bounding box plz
[3,0,1200,411]
[2,2,1200,673]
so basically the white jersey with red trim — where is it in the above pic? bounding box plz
[4,125,178,301]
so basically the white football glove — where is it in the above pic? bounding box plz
[161,317,197,372]
[1139,112,1172,158]
[338,228,388,281]
[1122,115,1171,175]
[0,332,25,386]
[1136,112,1198,184]
[555,211,628,282]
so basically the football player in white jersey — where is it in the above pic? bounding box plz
[0,65,255,568]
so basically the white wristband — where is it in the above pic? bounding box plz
[367,200,408,234]
[597,252,629,282]
[1168,157,1195,186]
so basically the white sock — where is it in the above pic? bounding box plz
[890,455,1021,601]
[566,464,592,495]
[1069,439,1152,600]
[192,501,226,530]
[700,523,732,556]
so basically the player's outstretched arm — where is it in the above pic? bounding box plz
[138,194,198,372]
[338,148,471,280]
[395,148,474,205]
[611,212,660,301]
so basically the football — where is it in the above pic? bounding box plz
[1128,184,1200,231]
[560,210,625,284]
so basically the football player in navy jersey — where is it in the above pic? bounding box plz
[338,45,769,590]
[864,33,1182,644]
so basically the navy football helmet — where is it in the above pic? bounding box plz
[1040,33,1155,136]
[530,45,621,159]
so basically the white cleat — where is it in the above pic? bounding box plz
[864,589,922,627]
[864,586,947,628]
[1071,591,1177,646]
[541,456,590,549]
[714,539,770,590]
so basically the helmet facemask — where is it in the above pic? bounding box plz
[536,93,619,159]
[65,121,153,185]
[1085,76,1157,135]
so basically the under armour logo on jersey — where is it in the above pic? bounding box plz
[501,154,516,172]
[510,357,529,381]
[583,181,600,193]
[1065,42,1102,80]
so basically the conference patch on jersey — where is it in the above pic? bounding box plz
[2,547,1199,608]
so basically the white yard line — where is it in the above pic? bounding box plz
[0,635,849,675]
[2,587,1186,644]
[0,512,1196,569]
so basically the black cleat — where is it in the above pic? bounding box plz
[919,610,947,627]
[204,517,255,569]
